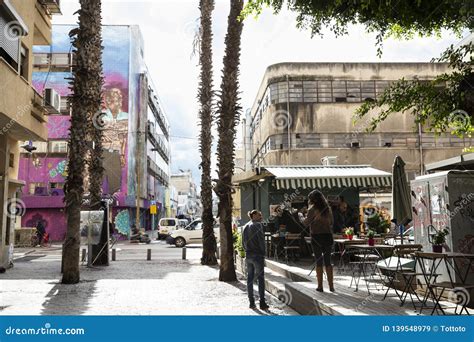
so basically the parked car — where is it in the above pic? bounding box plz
[178,219,189,228]
[158,218,186,239]
[385,226,414,245]
[166,219,220,247]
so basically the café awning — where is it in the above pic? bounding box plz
[265,165,392,190]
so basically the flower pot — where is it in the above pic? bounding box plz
[348,235,354,241]
[432,245,443,253]
[368,238,375,246]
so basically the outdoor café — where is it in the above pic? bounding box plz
[233,161,474,316]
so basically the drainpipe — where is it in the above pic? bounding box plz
[418,123,424,175]
[286,75,291,165]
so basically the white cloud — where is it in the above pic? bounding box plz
[55,0,467,187]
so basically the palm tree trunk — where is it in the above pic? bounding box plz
[62,0,103,284]
[215,0,244,281]
[198,0,218,266]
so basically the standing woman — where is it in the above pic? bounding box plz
[304,190,334,292]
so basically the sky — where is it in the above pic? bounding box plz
[55,0,468,188]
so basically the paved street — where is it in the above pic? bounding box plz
[0,241,297,316]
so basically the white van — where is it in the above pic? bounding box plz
[158,218,186,239]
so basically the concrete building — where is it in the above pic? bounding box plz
[18,25,171,240]
[233,62,473,222]
[0,0,60,268]
[246,62,472,177]
[170,170,201,220]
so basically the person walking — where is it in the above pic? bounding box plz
[35,221,46,247]
[242,210,269,310]
[304,190,335,292]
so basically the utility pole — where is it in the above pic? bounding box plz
[136,139,141,229]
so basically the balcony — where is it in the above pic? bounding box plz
[37,0,61,14]
[33,53,74,71]
[147,157,170,186]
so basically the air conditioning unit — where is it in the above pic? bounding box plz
[321,156,338,166]
[44,88,61,114]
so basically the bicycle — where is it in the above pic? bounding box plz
[30,230,52,248]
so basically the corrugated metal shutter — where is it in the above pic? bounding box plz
[0,13,20,64]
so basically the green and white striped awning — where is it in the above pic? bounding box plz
[266,166,392,190]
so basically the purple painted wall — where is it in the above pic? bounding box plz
[47,116,70,139]
[19,157,67,184]
[22,209,67,241]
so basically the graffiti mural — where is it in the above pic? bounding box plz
[114,210,130,237]
[19,25,134,238]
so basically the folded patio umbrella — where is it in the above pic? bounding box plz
[392,156,412,244]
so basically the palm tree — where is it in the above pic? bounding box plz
[62,0,103,284]
[215,0,244,281]
[198,0,218,266]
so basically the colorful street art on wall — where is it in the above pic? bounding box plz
[19,157,68,184]
[48,160,67,178]
[20,25,141,241]
[31,25,131,195]
[114,210,130,236]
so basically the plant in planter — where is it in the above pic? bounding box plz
[367,229,375,246]
[233,232,245,258]
[366,212,391,234]
[233,232,246,274]
[431,228,449,253]
[344,227,355,240]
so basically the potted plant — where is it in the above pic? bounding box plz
[431,228,449,253]
[344,227,354,240]
[367,229,375,246]
[366,212,391,234]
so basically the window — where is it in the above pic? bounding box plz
[0,11,21,70]
[317,81,331,102]
[49,140,68,153]
[50,182,64,189]
[9,153,14,167]
[29,182,45,195]
[160,219,176,227]
[19,44,28,79]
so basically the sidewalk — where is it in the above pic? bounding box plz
[0,244,297,316]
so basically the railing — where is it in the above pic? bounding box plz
[147,157,170,186]
[33,53,74,68]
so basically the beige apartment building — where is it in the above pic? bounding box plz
[232,62,472,220]
[0,0,60,268]
[246,62,472,178]
[170,170,201,219]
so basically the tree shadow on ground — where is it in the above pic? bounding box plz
[41,280,96,315]
[1,258,194,280]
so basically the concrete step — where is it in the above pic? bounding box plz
[264,259,313,283]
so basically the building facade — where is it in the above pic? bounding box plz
[247,63,473,177]
[170,170,201,220]
[18,24,171,240]
[233,62,474,222]
[0,0,60,268]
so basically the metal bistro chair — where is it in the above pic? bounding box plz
[349,246,380,293]
[283,233,301,263]
[378,244,423,309]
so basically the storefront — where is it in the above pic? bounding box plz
[234,165,392,231]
